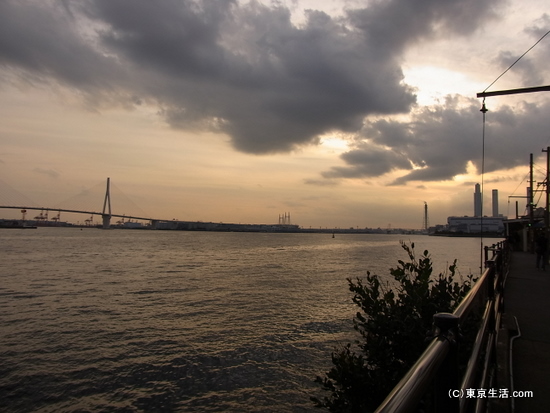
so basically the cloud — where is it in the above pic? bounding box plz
[0,1,121,89]
[346,0,500,53]
[495,50,545,87]
[490,13,550,89]
[322,142,411,179]
[303,178,339,186]
[33,167,60,179]
[0,0,505,154]
[321,96,550,184]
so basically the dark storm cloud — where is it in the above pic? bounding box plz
[89,0,231,80]
[322,96,550,184]
[347,0,499,54]
[0,1,120,88]
[0,0,504,155]
[496,50,545,87]
[513,13,550,86]
[322,142,411,178]
[490,14,550,90]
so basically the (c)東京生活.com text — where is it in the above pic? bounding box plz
[448,388,533,399]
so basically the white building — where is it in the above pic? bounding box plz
[444,184,506,234]
[447,216,505,234]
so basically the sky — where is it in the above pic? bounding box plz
[1,0,549,229]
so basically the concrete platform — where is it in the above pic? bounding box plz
[503,251,550,412]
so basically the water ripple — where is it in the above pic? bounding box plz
[0,229,483,412]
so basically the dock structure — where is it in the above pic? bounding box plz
[504,250,550,412]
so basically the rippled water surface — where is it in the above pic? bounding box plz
[0,229,487,412]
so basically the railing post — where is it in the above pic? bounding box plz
[495,249,503,293]
[486,260,496,301]
[433,313,460,413]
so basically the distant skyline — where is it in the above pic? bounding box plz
[1,0,549,228]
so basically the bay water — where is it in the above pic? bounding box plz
[0,228,489,412]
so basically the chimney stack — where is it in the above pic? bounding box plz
[492,189,499,217]
[474,184,482,217]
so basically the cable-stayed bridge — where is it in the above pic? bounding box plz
[0,178,162,228]
[0,178,303,232]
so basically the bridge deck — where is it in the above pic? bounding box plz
[504,251,550,412]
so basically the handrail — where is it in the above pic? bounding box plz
[375,241,508,413]
[460,296,492,391]
[374,337,452,413]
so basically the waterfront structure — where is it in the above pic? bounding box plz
[278,212,291,225]
[445,184,506,235]
[447,216,505,234]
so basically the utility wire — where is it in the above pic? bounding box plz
[479,29,550,265]
[509,171,531,197]
[483,29,550,93]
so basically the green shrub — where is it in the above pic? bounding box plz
[312,241,475,412]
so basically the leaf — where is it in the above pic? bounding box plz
[313,241,475,412]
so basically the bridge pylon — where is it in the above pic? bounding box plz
[102,177,112,229]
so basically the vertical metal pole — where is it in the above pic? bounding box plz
[545,147,550,234]
[530,154,534,222]
[433,313,460,413]
[486,260,496,301]
[547,148,550,266]
[530,154,535,252]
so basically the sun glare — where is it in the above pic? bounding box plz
[320,137,349,151]
[403,66,485,106]
[453,161,479,183]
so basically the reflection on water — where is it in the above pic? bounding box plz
[0,229,487,412]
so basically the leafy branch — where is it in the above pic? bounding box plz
[312,241,476,412]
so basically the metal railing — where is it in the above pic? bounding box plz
[375,240,509,413]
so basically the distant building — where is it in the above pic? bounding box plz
[447,216,505,234]
[443,184,506,235]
